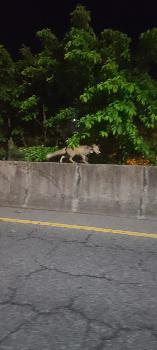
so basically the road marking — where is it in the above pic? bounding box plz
[0,216,157,239]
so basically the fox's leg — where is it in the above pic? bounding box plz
[69,156,76,163]
[81,155,88,164]
[60,155,65,163]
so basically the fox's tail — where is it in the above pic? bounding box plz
[46,148,66,160]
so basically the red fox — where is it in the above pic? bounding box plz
[46,144,101,163]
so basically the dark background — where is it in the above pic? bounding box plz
[0,0,157,57]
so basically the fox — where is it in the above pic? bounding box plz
[46,144,101,163]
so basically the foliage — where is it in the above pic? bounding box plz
[0,5,157,163]
[20,146,58,161]
[0,148,6,160]
[19,95,39,121]
[137,28,157,70]
[126,157,151,165]
[67,59,157,160]
[0,45,17,143]
[100,29,131,65]
[45,107,78,128]
[70,4,91,30]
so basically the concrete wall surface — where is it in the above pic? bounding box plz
[0,161,157,219]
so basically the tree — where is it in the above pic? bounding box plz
[15,29,60,145]
[70,4,91,30]
[0,45,17,144]
[99,29,131,66]
[136,28,157,73]
[1,5,157,163]
[45,5,101,145]
[67,58,157,160]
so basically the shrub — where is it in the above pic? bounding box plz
[20,146,58,162]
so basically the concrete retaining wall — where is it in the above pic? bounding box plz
[0,161,157,219]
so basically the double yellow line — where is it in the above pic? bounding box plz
[0,217,157,239]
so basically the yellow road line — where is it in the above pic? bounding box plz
[0,216,157,239]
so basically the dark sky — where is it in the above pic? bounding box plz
[0,0,157,57]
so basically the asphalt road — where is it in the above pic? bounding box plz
[0,207,157,349]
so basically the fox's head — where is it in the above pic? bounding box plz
[92,144,101,154]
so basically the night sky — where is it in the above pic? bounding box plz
[0,0,157,57]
